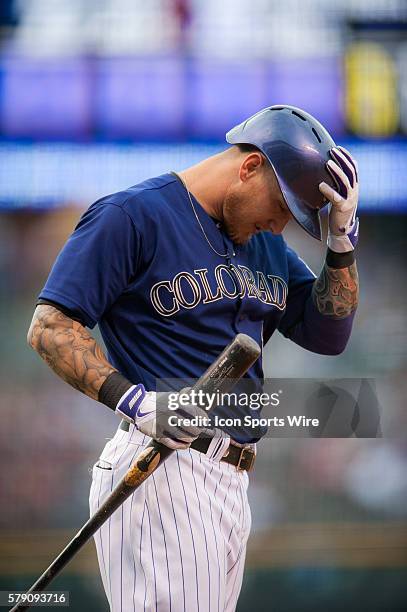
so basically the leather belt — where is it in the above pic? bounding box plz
[191,436,256,472]
[119,420,255,471]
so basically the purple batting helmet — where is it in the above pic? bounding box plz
[226,105,337,240]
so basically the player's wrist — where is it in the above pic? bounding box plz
[98,371,145,421]
[327,216,359,254]
[325,247,355,269]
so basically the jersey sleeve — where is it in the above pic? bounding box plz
[39,201,140,328]
[277,246,316,337]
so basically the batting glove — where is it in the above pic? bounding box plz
[115,384,210,450]
[319,146,359,253]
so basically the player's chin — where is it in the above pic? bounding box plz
[228,227,253,245]
[235,232,254,245]
[225,220,253,245]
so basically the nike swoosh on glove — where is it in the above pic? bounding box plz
[319,146,359,253]
[115,384,210,450]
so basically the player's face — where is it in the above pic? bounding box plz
[223,162,292,245]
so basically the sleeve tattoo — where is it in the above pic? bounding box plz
[312,261,359,319]
[27,305,116,400]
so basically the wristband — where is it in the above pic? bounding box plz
[98,371,134,410]
[326,248,355,269]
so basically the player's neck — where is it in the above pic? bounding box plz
[177,152,233,221]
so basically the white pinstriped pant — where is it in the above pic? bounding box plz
[89,425,252,612]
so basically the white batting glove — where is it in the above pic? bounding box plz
[115,384,210,450]
[319,146,359,253]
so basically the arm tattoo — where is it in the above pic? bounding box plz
[27,305,116,400]
[312,261,359,319]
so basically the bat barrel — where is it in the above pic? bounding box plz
[193,333,261,395]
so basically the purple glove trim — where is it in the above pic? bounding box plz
[327,161,348,198]
[336,146,358,181]
[115,383,146,422]
[330,148,355,188]
[347,217,359,249]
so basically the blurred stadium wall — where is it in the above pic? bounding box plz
[0,1,406,610]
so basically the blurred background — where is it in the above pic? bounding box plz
[0,0,406,610]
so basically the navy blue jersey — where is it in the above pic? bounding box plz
[39,173,354,439]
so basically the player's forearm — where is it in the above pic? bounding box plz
[284,254,359,355]
[27,304,117,400]
[312,258,359,319]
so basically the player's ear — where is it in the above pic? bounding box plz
[239,152,264,182]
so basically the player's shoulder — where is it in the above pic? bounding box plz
[250,230,288,257]
[95,173,179,218]
[248,232,303,274]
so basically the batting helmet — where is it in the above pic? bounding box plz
[226,105,337,240]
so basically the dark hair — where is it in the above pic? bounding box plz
[236,143,260,154]
[236,143,272,178]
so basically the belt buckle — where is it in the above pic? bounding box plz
[237,447,255,472]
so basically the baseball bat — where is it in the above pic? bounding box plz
[10,333,260,611]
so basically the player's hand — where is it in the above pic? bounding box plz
[319,146,359,253]
[115,384,210,449]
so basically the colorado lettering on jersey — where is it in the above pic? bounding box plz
[150,263,288,317]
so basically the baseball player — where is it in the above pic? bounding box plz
[28,105,359,611]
